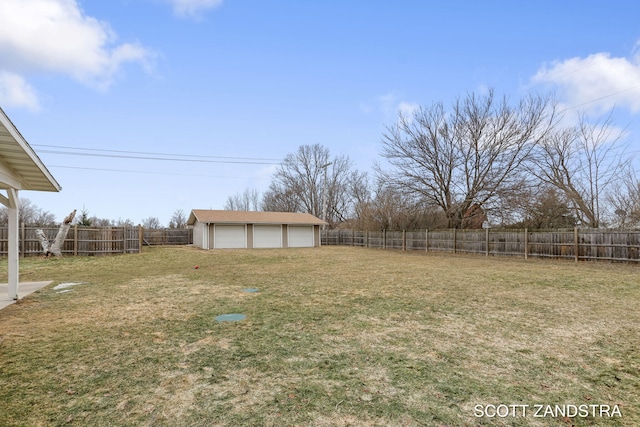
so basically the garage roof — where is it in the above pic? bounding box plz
[0,107,61,192]
[188,210,327,226]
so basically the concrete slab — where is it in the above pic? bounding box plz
[0,281,53,311]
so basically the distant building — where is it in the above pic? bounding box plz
[187,210,326,249]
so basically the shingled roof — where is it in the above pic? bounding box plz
[187,210,327,226]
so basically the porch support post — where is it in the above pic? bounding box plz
[3,189,20,300]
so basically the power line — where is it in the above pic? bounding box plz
[37,149,279,165]
[32,144,283,164]
[48,164,267,180]
[560,85,640,112]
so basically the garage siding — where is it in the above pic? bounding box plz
[193,221,205,248]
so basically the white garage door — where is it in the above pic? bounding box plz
[289,225,314,247]
[214,225,246,248]
[254,225,282,248]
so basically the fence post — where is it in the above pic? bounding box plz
[485,227,489,257]
[402,230,406,251]
[122,226,127,254]
[383,229,387,249]
[139,225,144,250]
[524,228,528,260]
[365,230,369,248]
[73,224,78,256]
[574,227,579,263]
[20,222,25,258]
[425,229,429,253]
[352,229,355,246]
[453,228,457,254]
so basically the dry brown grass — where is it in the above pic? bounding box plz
[0,246,638,426]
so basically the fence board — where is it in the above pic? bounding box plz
[322,228,640,264]
[142,228,193,246]
[0,226,193,257]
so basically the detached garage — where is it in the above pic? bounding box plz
[187,210,327,249]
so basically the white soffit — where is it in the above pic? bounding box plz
[0,107,61,192]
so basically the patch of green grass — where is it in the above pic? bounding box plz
[1,246,638,426]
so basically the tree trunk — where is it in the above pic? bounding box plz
[37,209,76,257]
[35,229,50,254]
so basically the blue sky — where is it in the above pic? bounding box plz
[2,0,640,225]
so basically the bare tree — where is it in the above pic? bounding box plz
[168,209,187,228]
[530,111,629,227]
[115,218,135,227]
[0,198,56,226]
[607,167,640,228]
[224,189,260,211]
[349,170,373,226]
[261,144,363,226]
[142,216,161,229]
[380,89,555,228]
[350,176,448,230]
[326,166,368,225]
[355,185,438,230]
[261,187,301,213]
[502,185,577,229]
[90,217,113,227]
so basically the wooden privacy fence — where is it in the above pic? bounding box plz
[142,228,193,246]
[0,226,193,257]
[321,228,640,263]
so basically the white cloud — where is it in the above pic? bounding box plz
[532,50,640,115]
[0,71,40,111]
[397,101,419,120]
[373,91,420,125]
[360,92,420,124]
[165,0,223,18]
[0,0,154,107]
[377,91,401,117]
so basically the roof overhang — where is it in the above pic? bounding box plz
[1,106,61,302]
[0,107,61,192]
[188,209,328,226]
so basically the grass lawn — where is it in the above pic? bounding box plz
[0,246,638,426]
